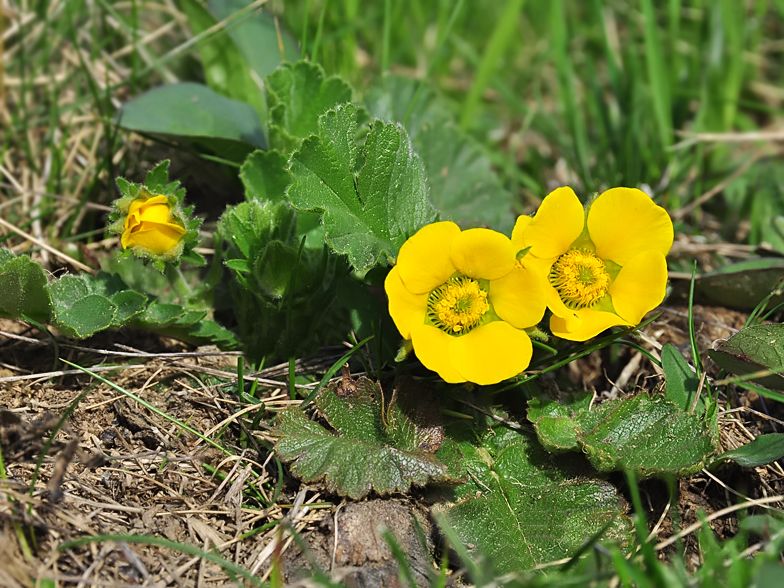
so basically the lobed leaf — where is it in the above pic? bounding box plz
[0,252,52,323]
[366,75,514,233]
[288,102,436,271]
[436,425,633,574]
[529,393,719,477]
[274,377,457,499]
[266,61,353,153]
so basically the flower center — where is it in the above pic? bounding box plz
[427,276,490,335]
[549,249,610,309]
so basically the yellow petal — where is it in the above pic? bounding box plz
[126,223,186,255]
[609,250,668,324]
[397,222,460,294]
[450,321,532,385]
[138,202,176,224]
[385,266,428,340]
[511,215,532,250]
[523,187,585,259]
[550,308,630,341]
[128,194,168,216]
[410,322,466,383]
[587,187,674,265]
[489,265,547,329]
[451,228,514,280]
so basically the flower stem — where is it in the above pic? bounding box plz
[165,264,193,304]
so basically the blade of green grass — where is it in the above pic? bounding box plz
[458,0,525,131]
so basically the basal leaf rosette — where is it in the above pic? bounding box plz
[514,187,673,341]
[385,221,547,385]
[109,160,203,268]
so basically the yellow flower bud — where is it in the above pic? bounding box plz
[120,195,186,255]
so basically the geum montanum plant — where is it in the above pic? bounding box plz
[385,221,547,385]
[512,186,674,341]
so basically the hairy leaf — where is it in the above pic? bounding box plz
[274,377,457,499]
[266,61,353,153]
[288,103,436,271]
[436,425,633,574]
[0,252,52,323]
[530,393,719,477]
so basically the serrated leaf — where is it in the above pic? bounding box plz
[529,392,718,477]
[0,252,52,322]
[709,324,784,391]
[208,0,299,80]
[241,150,291,204]
[527,393,592,452]
[53,294,116,338]
[716,433,784,467]
[136,303,186,326]
[274,377,456,498]
[266,61,353,153]
[577,393,718,477]
[110,290,147,325]
[179,0,265,117]
[364,75,450,141]
[118,83,266,160]
[436,425,633,574]
[662,343,704,413]
[49,275,118,338]
[288,103,436,271]
[366,75,513,232]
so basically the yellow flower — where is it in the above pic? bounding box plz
[513,186,673,341]
[121,195,186,256]
[385,221,547,385]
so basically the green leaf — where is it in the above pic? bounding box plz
[530,393,718,477]
[662,343,704,413]
[136,303,186,327]
[241,150,291,204]
[117,83,266,160]
[110,290,148,325]
[208,0,299,80]
[288,103,436,271]
[274,376,457,499]
[581,394,717,477]
[436,425,633,574]
[716,433,784,467]
[526,393,592,452]
[709,324,784,391]
[366,76,513,232]
[266,61,353,153]
[0,252,52,323]
[670,258,784,309]
[48,276,117,338]
[414,123,514,233]
[178,0,265,118]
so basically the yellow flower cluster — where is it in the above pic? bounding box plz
[386,186,673,385]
